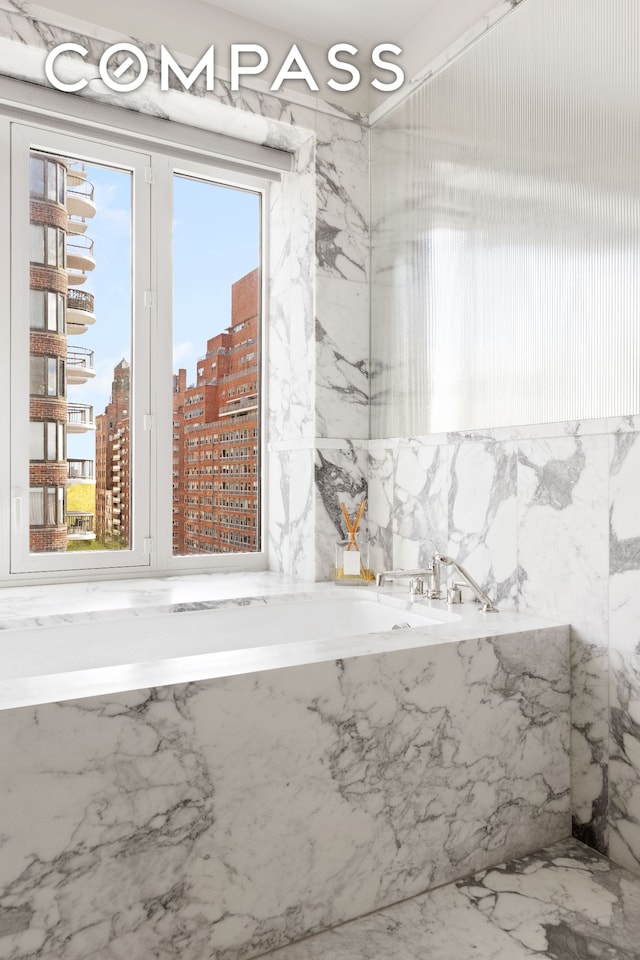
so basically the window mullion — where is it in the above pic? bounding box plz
[148,156,174,569]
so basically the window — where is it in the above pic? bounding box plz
[29,421,65,462]
[29,356,65,398]
[29,486,65,527]
[7,114,269,579]
[30,224,66,268]
[30,290,66,332]
[29,154,66,204]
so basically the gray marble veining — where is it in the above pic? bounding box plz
[0,618,569,960]
[366,427,615,861]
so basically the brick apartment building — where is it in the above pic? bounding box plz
[95,270,259,555]
[95,359,130,546]
[172,268,260,555]
[29,152,98,552]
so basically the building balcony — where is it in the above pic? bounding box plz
[67,345,96,385]
[67,236,96,285]
[67,162,88,186]
[66,290,96,335]
[66,512,95,541]
[67,402,95,433]
[219,396,259,418]
[66,175,97,221]
[67,215,89,236]
[67,458,95,483]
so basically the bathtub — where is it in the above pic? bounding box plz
[0,587,462,710]
[0,576,570,960]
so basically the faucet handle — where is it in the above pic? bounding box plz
[447,580,466,604]
[427,556,443,599]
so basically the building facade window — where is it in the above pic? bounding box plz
[29,355,66,398]
[29,486,65,527]
[30,224,66,268]
[29,421,65,462]
[30,290,66,332]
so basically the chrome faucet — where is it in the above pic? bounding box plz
[433,554,499,613]
[375,562,442,599]
[376,554,498,612]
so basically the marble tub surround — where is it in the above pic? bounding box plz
[0,573,566,711]
[368,425,621,861]
[610,649,640,876]
[608,432,640,874]
[610,430,640,658]
[519,435,610,856]
[262,838,640,960]
[0,618,569,960]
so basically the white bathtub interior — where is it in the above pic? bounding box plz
[1,591,460,682]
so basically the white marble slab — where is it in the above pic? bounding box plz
[0,616,569,960]
[0,572,565,711]
[518,435,610,854]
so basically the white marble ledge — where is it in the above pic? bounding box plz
[0,571,306,629]
[0,571,565,637]
[368,413,640,450]
[0,573,568,712]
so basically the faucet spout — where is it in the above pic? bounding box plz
[376,568,431,588]
[433,554,499,612]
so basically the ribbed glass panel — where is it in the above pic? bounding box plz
[371,0,640,437]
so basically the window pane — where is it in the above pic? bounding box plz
[27,148,134,554]
[58,293,66,333]
[29,489,44,525]
[30,356,45,396]
[47,357,57,396]
[46,422,57,461]
[30,224,44,264]
[47,226,57,266]
[30,290,44,329]
[29,157,44,196]
[45,487,56,526]
[47,292,57,331]
[29,422,44,460]
[172,174,261,556]
[46,161,57,202]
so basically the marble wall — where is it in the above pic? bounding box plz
[368,417,640,875]
[0,625,569,960]
[364,0,640,883]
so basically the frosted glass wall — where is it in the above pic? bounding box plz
[371,0,640,437]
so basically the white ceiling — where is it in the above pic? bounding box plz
[199,0,443,49]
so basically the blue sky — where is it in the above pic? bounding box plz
[66,163,260,460]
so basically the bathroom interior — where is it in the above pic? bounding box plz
[1,0,640,957]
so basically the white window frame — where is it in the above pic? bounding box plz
[10,123,153,575]
[151,155,268,573]
[0,91,276,584]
